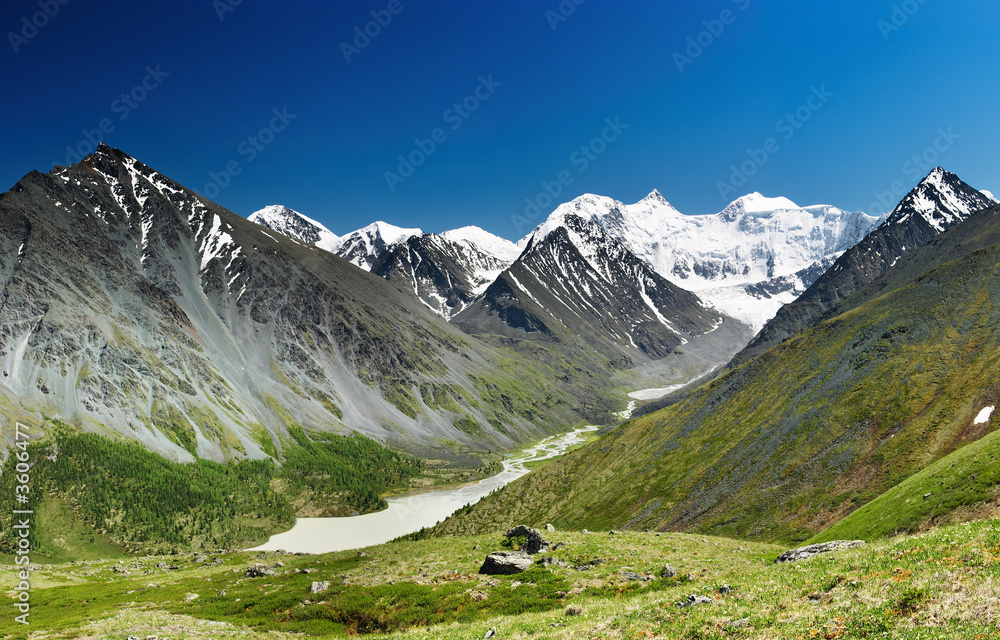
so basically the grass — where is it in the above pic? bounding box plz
[3,518,1000,638]
[810,423,1000,543]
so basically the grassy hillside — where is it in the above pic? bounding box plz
[3,519,999,638]
[810,420,1000,544]
[430,208,1000,544]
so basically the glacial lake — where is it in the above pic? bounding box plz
[249,425,599,554]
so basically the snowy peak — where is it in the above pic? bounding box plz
[440,225,520,262]
[883,167,995,232]
[719,193,799,220]
[249,205,340,252]
[335,221,422,271]
[523,189,878,330]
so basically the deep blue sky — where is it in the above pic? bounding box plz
[3,0,998,240]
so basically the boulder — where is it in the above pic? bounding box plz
[479,551,533,575]
[245,564,276,578]
[546,523,556,532]
[505,525,548,554]
[310,580,330,594]
[660,564,677,579]
[774,540,866,564]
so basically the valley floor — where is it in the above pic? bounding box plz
[3,518,999,639]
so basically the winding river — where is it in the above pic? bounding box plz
[249,425,599,554]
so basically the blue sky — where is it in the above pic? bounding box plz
[2,0,998,240]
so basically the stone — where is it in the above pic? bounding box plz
[112,564,128,574]
[297,567,318,574]
[774,540,866,564]
[660,564,677,579]
[479,551,533,575]
[156,561,168,569]
[565,605,583,616]
[505,525,548,554]
[546,523,555,532]
[484,628,497,639]
[538,556,568,568]
[470,590,488,601]
[675,594,713,608]
[726,617,750,630]
[310,581,330,594]
[245,564,276,578]
[718,584,733,594]
[183,593,199,602]
[620,571,643,581]
[551,542,567,551]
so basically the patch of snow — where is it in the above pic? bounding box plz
[974,406,995,425]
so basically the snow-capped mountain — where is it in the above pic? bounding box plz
[371,228,519,318]
[248,205,341,252]
[334,221,423,271]
[247,204,520,319]
[455,213,727,361]
[524,190,880,330]
[736,167,997,363]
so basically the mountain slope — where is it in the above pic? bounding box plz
[453,213,732,363]
[371,230,519,319]
[530,190,879,330]
[433,201,1000,543]
[0,145,609,467]
[735,168,996,363]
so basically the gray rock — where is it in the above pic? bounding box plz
[484,628,497,638]
[245,564,276,578]
[774,540,866,564]
[726,617,750,630]
[546,523,555,532]
[537,556,568,568]
[505,525,548,554]
[660,564,677,579]
[310,580,330,594]
[620,571,643,581]
[675,594,713,608]
[183,593,199,602]
[479,551,533,575]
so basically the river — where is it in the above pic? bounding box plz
[249,425,599,554]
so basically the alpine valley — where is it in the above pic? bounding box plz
[4,145,1000,639]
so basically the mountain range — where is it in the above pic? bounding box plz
[0,145,621,469]
[3,142,999,560]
